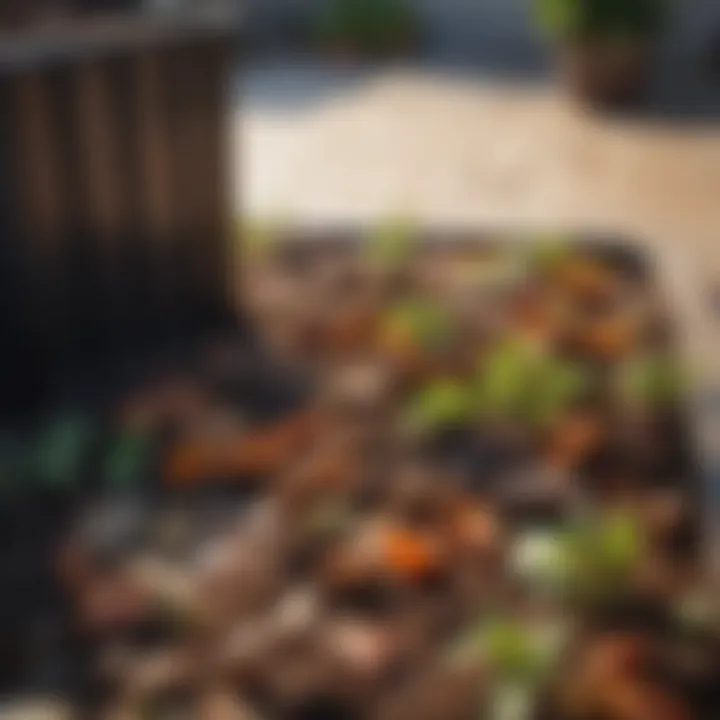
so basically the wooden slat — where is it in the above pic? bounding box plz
[194,41,232,324]
[165,44,208,335]
[131,48,175,336]
[73,59,128,355]
[10,71,68,361]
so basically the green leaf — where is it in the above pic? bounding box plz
[385,299,454,353]
[527,235,574,274]
[458,616,568,682]
[527,359,591,428]
[405,379,473,434]
[35,415,92,489]
[485,620,539,679]
[597,510,643,573]
[618,355,686,409]
[104,431,154,491]
[556,510,644,601]
[475,339,591,428]
[475,339,542,420]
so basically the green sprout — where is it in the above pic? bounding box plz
[528,358,591,428]
[404,378,474,435]
[366,217,417,272]
[618,354,686,410]
[384,299,454,353]
[526,235,574,274]
[511,511,644,604]
[451,615,570,684]
[34,414,93,490]
[474,340,590,427]
[559,510,645,601]
[475,339,540,420]
[103,430,155,491]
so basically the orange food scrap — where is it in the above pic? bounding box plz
[166,408,324,486]
[383,527,442,582]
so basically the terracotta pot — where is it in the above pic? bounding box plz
[560,39,654,107]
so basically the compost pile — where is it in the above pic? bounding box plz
[44,229,719,719]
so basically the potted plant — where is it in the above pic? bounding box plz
[537,0,668,106]
[313,0,421,61]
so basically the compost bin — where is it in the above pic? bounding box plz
[0,8,238,417]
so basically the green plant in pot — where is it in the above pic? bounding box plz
[314,0,421,60]
[537,0,668,106]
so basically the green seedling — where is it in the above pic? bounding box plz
[34,414,93,490]
[474,339,540,420]
[512,510,644,603]
[528,358,591,428]
[103,430,155,491]
[617,354,686,410]
[560,509,645,602]
[451,615,570,685]
[384,299,455,353]
[527,235,574,274]
[404,378,474,435]
[475,339,591,428]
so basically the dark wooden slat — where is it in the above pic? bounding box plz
[11,71,68,359]
[165,44,210,337]
[72,60,130,361]
[131,48,175,339]
[193,41,233,325]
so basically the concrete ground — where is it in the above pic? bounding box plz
[237,60,720,280]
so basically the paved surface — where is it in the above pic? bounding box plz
[237,61,720,279]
